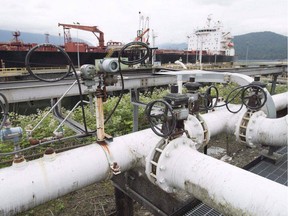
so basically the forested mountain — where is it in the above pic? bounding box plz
[158,32,287,60]
[233,31,287,60]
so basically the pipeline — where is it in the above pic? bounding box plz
[185,92,288,147]
[0,133,287,215]
[146,137,288,216]
[0,128,161,216]
[245,112,288,146]
[272,91,288,111]
[0,91,287,215]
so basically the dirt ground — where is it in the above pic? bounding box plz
[16,132,263,216]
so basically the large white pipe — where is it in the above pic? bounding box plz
[0,128,161,216]
[1,92,287,215]
[246,111,288,146]
[185,92,288,147]
[150,137,288,216]
[272,92,288,111]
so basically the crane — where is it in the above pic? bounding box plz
[134,28,150,43]
[58,23,105,48]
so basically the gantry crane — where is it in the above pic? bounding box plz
[58,23,105,48]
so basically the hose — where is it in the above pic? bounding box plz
[104,41,151,124]
[25,43,88,134]
[214,84,267,113]
[0,92,9,130]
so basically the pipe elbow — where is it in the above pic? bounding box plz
[246,112,288,147]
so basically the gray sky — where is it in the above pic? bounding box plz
[1,0,287,46]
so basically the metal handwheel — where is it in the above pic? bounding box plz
[241,85,267,110]
[145,100,176,138]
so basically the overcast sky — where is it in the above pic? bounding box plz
[1,0,287,46]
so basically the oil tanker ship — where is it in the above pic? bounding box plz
[0,16,234,69]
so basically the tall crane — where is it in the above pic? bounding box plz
[58,23,105,48]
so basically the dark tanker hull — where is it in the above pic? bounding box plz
[0,50,234,68]
[0,50,108,68]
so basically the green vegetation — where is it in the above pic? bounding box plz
[1,83,287,165]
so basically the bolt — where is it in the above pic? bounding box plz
[159,178,165,184]
[44,147,55,155]
[160,166,166,171]
[165,152,170,157]
[13,154,25,164]
[174,143,178,148]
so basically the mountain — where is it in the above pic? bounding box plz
[0,29,62,44]
[0,29,87,45]
[233,31,287,60]
[157,32,287,61]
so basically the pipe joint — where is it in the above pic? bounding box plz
[145,137,197,193]
[185,114,209,148]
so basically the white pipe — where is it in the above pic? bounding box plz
[184,92,288,147]
[272,92,288,111]
[198,106,246,137]
[1,92,287,215]
[0,128,161,216]
[246,111,288,146]
[151,137,288,216]
[174,60,187,69]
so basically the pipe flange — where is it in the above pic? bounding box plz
[236,111,254,147]
[145,138,167,184]
[146,137,197,193]
[185,114,209,148]
[196,114,210,145]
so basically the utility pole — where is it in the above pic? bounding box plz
[73,22,80,68]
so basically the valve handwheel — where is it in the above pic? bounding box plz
[145,100,176,138]
[241,85,267,110]
[203,85,219,110]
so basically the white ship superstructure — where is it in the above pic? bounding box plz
[188,16,235,57]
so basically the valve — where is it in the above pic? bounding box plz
[242,76,267,111]
[185,77,202,114]
[145,99,176,138]
[0,119,24,162]
[146,86,189,138]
